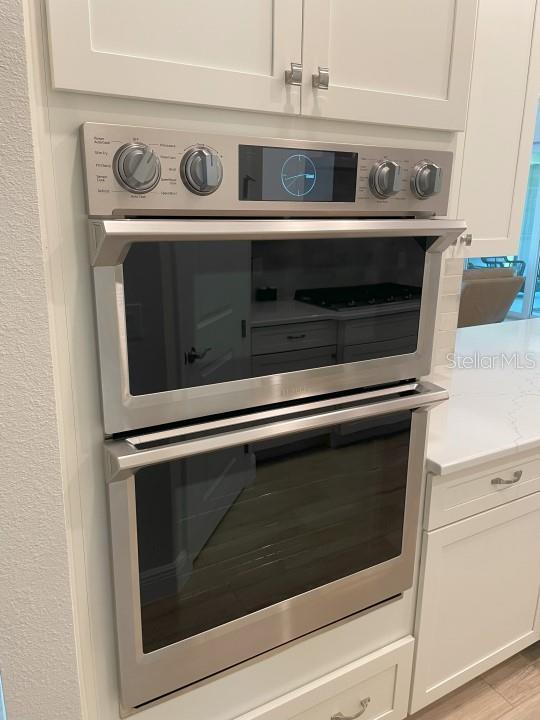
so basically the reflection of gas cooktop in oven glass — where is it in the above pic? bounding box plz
[295,283,421,311]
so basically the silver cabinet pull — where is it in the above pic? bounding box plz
[492,470,523,486]
[331,697,371,720]
[312,66,330,89]
[285,62,303,86]
[461,233,473,246]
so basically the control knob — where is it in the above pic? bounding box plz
[411,161,442,199]
[113,143,161,194]
[181,147,223,195]
[369,160,401,199]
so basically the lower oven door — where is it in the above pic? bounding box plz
[106,382,447,708]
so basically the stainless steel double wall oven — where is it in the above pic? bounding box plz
[82,123,464,708]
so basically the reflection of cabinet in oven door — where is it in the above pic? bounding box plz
[251,320,337,376]
[339,311,420,363]
[250,309,420,376]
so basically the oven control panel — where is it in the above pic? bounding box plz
[81,122,453,218]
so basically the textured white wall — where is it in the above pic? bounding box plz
[0,0,82,718]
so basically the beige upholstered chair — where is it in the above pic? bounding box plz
[458,268,525,328]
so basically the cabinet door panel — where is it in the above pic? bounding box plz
[411,493,540,712]
[90,0,273,75]
[46,0,302,114]
[330,1,455,100]
[454,0,536,256]
[302,0,477,130]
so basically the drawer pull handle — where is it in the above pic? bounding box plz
[331,697,371,720]
[491,470,523,486]
[287,333,307,340]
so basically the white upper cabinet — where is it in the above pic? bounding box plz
[452,0,536,257]
[302,0,477,130]
[46,0,477,130]
[45,0,303,114]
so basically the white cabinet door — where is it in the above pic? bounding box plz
[45,0,302,114]
[452,0,536,258]
[411,492,540,713]
[302,0,477,131]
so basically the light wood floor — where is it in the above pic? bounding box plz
[409,643,540,720]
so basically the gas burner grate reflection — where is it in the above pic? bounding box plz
[295,283,422,311]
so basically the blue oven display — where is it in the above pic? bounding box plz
[239,145,358,202]
[280,154,317,197]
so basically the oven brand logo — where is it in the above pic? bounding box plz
[280,387,309,397]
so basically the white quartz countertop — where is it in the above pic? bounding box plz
[250,299,420,327]
[427,319,540,476]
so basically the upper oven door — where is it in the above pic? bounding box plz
[91,218,464,434]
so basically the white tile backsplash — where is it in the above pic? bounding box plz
[437,311,459,332]
[435,330,457,351]
[438,293,461,314]
[444,258,466,276]
[431,251,463,369]
[440,274,463,295]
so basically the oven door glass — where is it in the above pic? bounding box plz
[107,383,444,706]
[122,236,430,395]
[134,410,411,653]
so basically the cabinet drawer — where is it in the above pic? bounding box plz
[252,321,336,356]
[238,637,414,720]
[343,312,419,347]
[343,338,417,363]
[427,456,540,530]
[252,347,337,376]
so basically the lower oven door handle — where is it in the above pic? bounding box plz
[105,382,447,481]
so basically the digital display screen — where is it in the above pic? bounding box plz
[239,145,358,202]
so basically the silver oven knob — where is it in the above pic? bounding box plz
[369,160,401,199]
[113,143,161,194]
[181,147,223,195]
[411,161,442,199]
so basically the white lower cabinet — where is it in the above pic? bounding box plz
[238,637,414,720]
[411,492,540,713]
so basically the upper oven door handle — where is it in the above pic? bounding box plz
[89,218,467,266]
[105,381,448,481]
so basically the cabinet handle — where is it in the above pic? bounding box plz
[491,470,523,486]
[461,233,473,246]
[331,697,371,720]
[285,62,303,86]
[312,66,330,89]
[287,333,307,340]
